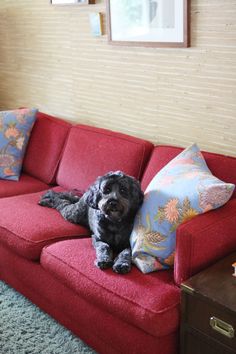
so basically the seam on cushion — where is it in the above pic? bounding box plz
[155,144,236,161]
[43,247,180,316]
[0,224,89,245]
[154,145,183,150]
[177,229,193,282]
[137,145,146,180]
[75,125,150,147]
[38,114,72,128]
[187,230,193,282]
[175,229,192,285]
[48,126,72,184]
[137,144,154,180]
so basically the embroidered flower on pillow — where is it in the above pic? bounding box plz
[130,143,235,274]
[0,108,38,180]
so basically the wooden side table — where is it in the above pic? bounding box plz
[180,252,236,354]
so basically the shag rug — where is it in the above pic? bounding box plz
[0,281,96,354]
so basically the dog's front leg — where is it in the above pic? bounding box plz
[39,190,75,211]
[39,190,86,225]
[113,248,132,274]
[92,236,113,270]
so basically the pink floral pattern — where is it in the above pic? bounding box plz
[164,198,179,223]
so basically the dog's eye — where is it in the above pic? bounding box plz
[120,187,127,196]
[103,186,111,194]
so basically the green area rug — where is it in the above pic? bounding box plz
[0,281,96,354]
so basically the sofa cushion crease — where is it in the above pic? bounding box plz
[0,173,49,198]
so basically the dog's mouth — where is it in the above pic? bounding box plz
[104,202,125,222]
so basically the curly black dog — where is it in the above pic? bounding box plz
[39,171,143,274]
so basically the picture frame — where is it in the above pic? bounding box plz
[106,0,190,48]
[89,12,103,37]
[51,0,95,5]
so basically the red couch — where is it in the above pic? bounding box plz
[0,111,236,354]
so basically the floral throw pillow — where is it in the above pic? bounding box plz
[130,143,235,274]
[0,108,38,181]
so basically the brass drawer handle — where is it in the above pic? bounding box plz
[210,316,235,339]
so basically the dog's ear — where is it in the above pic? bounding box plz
[129,177,144,209]
[83,178,102,209]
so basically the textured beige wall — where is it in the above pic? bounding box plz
[0,0,235,156]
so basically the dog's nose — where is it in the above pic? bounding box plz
[108,199,118,208]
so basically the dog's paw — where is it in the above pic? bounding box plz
[38,190,56,207]
[38,197,50,207]
[95,259,113,270]
[113,261,131,274]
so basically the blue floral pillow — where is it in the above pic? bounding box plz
[130,144,235,273]
[0,108,38,181]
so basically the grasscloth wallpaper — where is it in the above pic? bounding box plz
[0,0,235,156]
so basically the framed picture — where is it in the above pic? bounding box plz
[106,0,190,48]
[51,0,95,5]
[89,12,103,36]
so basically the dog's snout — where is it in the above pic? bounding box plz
[108,199,118,207]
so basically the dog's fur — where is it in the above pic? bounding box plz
[39,171,143,274]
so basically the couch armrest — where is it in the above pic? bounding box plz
[174,198,236,286]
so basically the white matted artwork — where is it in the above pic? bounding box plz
[89,12,102,36]
[107,0,189,47]
[51,0,92,4]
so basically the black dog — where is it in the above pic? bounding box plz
[39,171,143,274]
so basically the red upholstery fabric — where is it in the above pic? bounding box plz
[141,145,236,198]
[174,198,236,285]
[0,187,89,260]
[41,238,180,338]
[56,124,153,192]
[0,173,49,198]
[23,111,71,184]
[0,243,178,354]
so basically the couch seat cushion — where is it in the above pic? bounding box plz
[41,238,180,337]
[0,173,49,198]
[0,187,89,260]
[56,124,153,191]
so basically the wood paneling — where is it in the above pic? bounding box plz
[0,0,235,156]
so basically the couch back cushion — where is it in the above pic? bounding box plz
[56,124,153,192]
[23,112,71,184]
[141,145,236,199]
